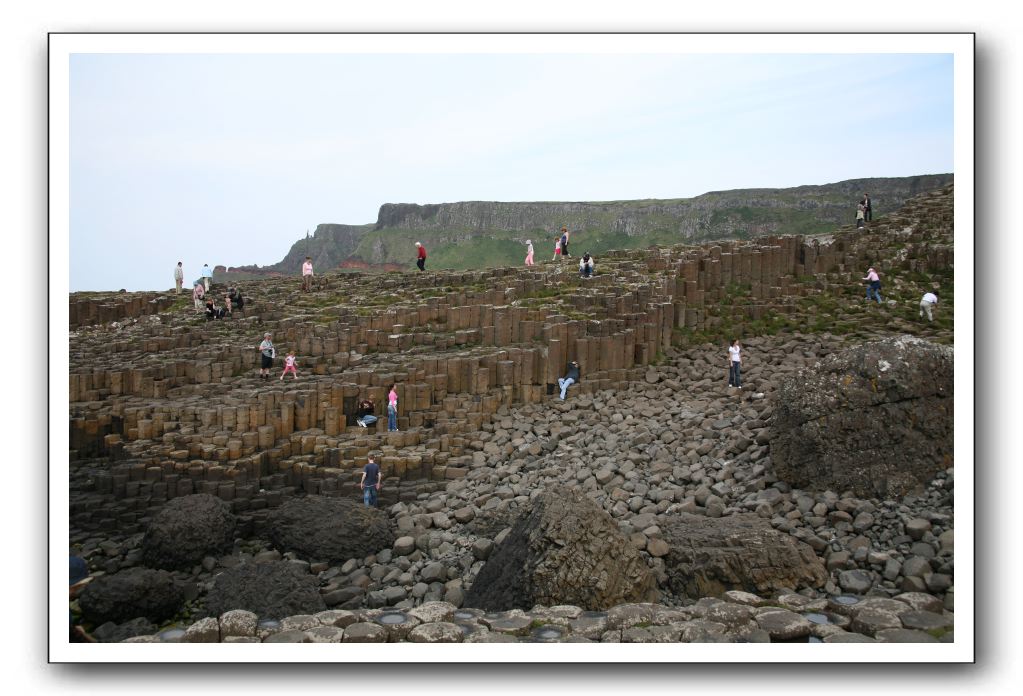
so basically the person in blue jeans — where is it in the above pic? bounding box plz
[558,360,581,400]
[863,267,883,304]
[360,456,381,507]
[728,338,742,389]
[386,383,398,431]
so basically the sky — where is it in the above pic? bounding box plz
[69,51,953,292]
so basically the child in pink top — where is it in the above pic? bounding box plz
[552,238,562,261]
[280,350,298,380]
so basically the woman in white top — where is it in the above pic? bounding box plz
[728,339,742,389]
[525,240,534,266]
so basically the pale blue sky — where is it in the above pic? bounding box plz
[69,52,953,291]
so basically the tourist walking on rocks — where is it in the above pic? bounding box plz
[356,398,377,428]
[415,242,427,272]
[919,290,939,322]
[553,237,562,261]
[558,360,580,400]
[525,240,534,266]
[863,267,883,304]
[201,263,213,291]
[560,227,571,257]
[728,338,742,389]
[862,193,872,222]
[280,350,299,380]
[856,203,866,229]
[174,261,184,293]
[302,256,314,292]
[387,383,399,431]
[192,281,205,311]
[258,332,276,380]
[579,253,594,278]
[360,455,381,507]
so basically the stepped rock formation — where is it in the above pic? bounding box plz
[219,174,952,276]
[141,494,237,570]
[463,487,659,611]
[659,514,829,598]
[770,335,954,498]
[267,495,395,565]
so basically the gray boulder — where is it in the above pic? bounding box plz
[267,495,395,565]
[141,494,237,570]
[204,561,326,620]
[771,336,953,497]
[463,487,658,612]
[80,567,185,625]
[659,513,828,599]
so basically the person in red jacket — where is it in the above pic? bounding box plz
[415,242,427,271]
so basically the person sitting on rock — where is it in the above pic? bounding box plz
[579,253,594,278]
[558,360,581,400]
[355,398,377,428]
[229,288,244,312]
[204,297,223,320]
[192,281,205,311]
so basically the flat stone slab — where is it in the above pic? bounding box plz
[342,622,387,643]
[875,628,941,643]
[408,621,463,643]
[755,610,812,640]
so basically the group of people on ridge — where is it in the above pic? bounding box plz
[524,226,595,277]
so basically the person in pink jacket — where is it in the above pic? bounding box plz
[863,267,883,304]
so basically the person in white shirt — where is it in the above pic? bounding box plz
[173,262,184,293]
[728,338,742,389]
[919,290,939,322]
[302,256,314,292]
[201,263,213,291]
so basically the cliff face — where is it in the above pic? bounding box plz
[225,174,953,275]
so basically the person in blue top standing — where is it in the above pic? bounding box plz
[201,263,213,291]
[360,455,381,507]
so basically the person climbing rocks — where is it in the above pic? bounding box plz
[302,256,314,292]
[280,349,299,380]
[558,360,580,400]
[258,332,276,380]
[201,263,213,291]
[728,338,742,389]
[560,227,571,257]
[387,383,399,431]
[862,193,872,222]
[174,261,184,294]
[863,267,883,304]
[192,281,205,311]
[579,253,594,278]
[360,455,381,507]
[920,289,939,322]
[415,242,427,271]
[355,398,377,428]
[525,239,534,266]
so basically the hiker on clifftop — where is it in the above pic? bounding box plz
[525,239,534,266]
[174,261,184,294]
[201,263,213,291]
[863,267,883,304]
[415,242,427,271]
[302,256,314,292]
[258,332,275,380]
[558,360,580,400]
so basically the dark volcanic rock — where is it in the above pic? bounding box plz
[141,494,237,570]
[92,617,157,643]
[659,513,828,599]
[267,495,395,564]
[770,336,953,497]
[204,561,326,620]
[462,487,658,612]
[79,567,185,625]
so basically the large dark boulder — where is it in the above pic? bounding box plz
[204,561,325,620]
[660,513,828,599]
[79,567,185,625]
[267,495,394,565]
[463,487,658,612]
[770,335,953,497]
[141,494,237,570]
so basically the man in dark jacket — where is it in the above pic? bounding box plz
[558,360,580,400]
